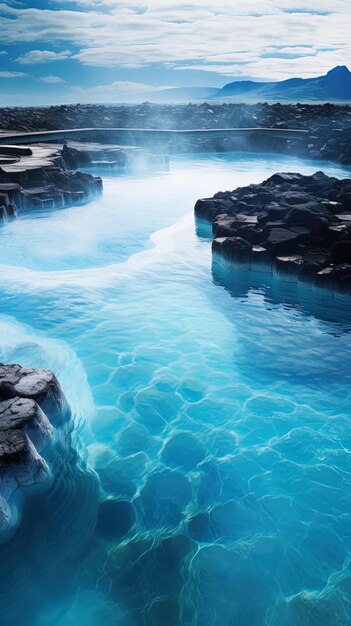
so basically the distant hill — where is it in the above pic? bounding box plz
[213,66,351,102]
[142,87,219,102]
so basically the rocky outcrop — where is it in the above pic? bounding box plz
[62,141,167,171]
[0,144,102,221]
[195,171,351,294]
[0,365,100,625]
[0,102,350,163]
[0,364,69,535]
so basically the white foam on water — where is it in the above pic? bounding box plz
[0,316,94,425]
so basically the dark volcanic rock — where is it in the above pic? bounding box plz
[266,228,302,254]
[0,144,102,220]
[0,429,32,465]
[195,171,351,293]
[0,364,69,534]
[0,429,48,484]
[0,103,350,163]
[0,364,69,422]
[0,397,52,450]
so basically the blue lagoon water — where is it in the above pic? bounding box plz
[1,153,351,625]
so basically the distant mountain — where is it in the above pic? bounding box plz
[213,66,351,102]
[142,86,219,102]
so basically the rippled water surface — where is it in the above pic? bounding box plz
[1,153,351,626]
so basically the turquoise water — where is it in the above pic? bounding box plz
[1,153,351,625]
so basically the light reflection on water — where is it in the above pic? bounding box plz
[0,153,351,626]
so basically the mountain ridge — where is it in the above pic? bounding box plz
[213,66,351,102]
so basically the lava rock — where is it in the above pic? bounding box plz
[0,429,49,484]
[266,228,301,254]
[0,103,349,163]
[195,171,351,293]
[0,143,102,216]
[0,364,71,536]
[0,397,52,451]
[0,364,69,423]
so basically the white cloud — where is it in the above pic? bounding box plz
[51,0,349,12]
[0,70,26,77]
[0,1,349,80]
[16,49,72,65]
[40,75,65,83]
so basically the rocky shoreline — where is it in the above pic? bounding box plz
[0,143,103,221]
[0,102,350,164]
[195,172,351,294]
[0,140,171,222]
[0,364,70,534]
[0,102,349,222]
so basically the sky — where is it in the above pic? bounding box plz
[0,0,349,105]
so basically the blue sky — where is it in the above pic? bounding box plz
[0,0,349,105]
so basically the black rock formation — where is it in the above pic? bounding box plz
[195,171,351,294]
[0,102,350,163]
[0,143,102,222]
[62,141,162,171]
[0,365,100,625]
[0,364,69,534]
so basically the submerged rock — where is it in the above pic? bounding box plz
[195,171,351,294]
[137,469,192,528]
[96,498,136,540]
[161,431,206,470]
[104,532,196,622]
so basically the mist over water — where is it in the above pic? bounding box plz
[1,152,351,625]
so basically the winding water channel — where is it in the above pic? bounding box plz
[1,152,351,626]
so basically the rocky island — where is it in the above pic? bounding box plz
[195,171,351,294]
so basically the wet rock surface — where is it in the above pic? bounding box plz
[0,364,69,422]
[195,171,351,293]
[0,143,102,222]
[62,141,167,172]
[0,102,350,163]
[0,364,69,534]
